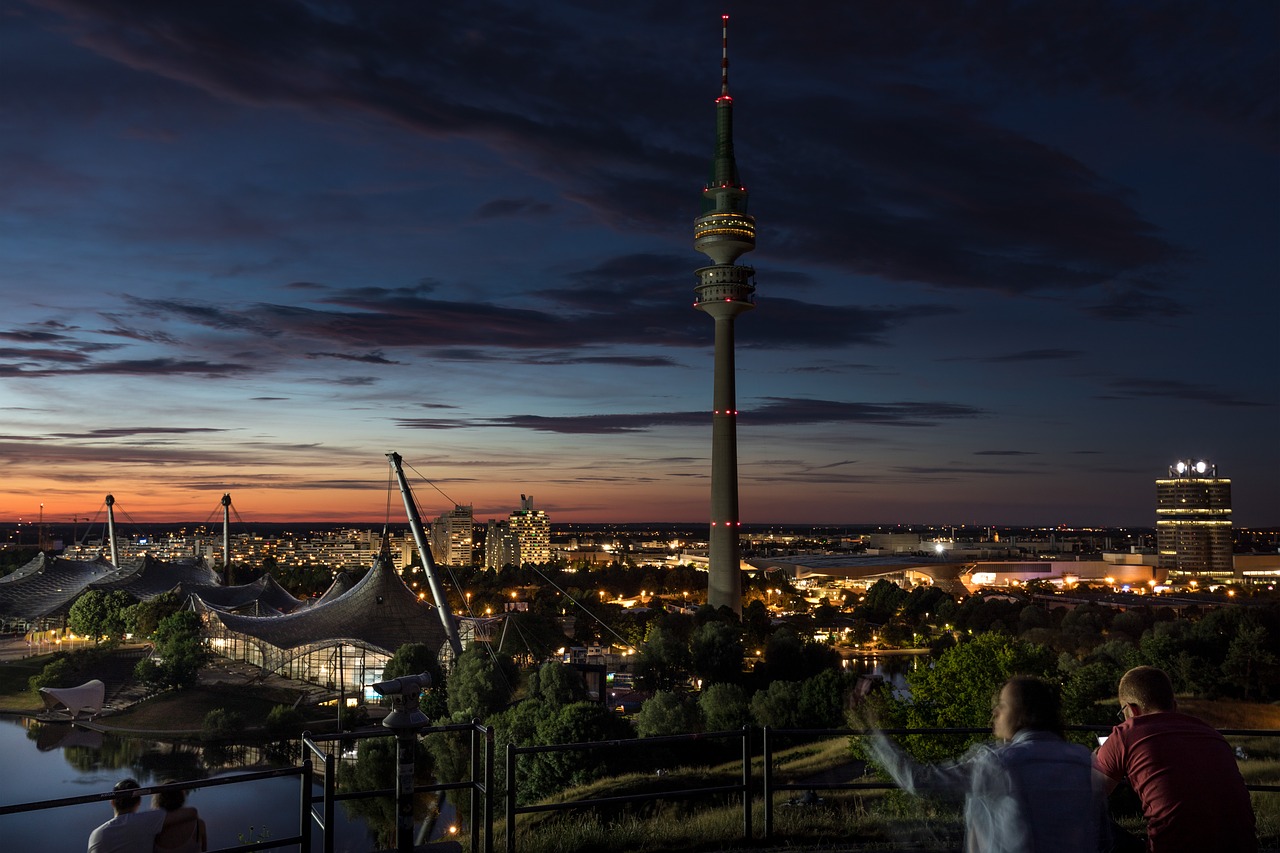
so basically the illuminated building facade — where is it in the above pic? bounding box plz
[430,504,474,567]
[694,15,755,615]
[486,495,550,569]
[1156,459,1234,577]
[509,495,550,565]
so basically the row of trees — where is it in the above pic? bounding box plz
[33,589,208,693]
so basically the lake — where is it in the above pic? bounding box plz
[0,716,378,852]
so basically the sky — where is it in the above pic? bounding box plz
[0,1,1276,528]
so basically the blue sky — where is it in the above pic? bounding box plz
[0,1,1276,527]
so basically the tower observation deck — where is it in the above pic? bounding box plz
[694,15,755,615]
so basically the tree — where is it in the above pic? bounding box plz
[796,668,854,728]
[699,682,750,732]
[68,590,133,644]
[446,648,518,721]
[522,702,633,803]
[634,616,692,692]
[857,579,908,623]
[1222,620,1278,700]
[750,679,806,729]
[633,691,702,738]
[901,586,953,623]
[146,610,210,690]
[527,660,587,706]
[495,612,572,662]
[690,621,744,686]
[741,599,771,649]
[890,632,1055,760]
[125,590,183,638]
[381,642,446,718]
[760,628,805,682]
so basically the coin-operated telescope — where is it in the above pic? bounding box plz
[372,672,432,730]
[371,671,435,852]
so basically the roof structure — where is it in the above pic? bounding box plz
[91,554,221,599]
[198,548,450,673]
[0,552,223,630]
[313,571,354,606]
[0,554,119,628]
[39,679,105,719]
[175,574,303,614]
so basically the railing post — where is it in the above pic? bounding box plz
[323,748,336,853]
[505,743,516,853]
[470,720,480,853]
[762,726,772,838]
[301,754,313,851]
[741,725,751,841]
[485,726,495,853]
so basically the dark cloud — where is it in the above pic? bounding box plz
[974,349,1085,363]
[123,295,279,335]
[1100,378,1271,408]
[474,197,554,219]
[1083,282,1191,321]
[0,346,92,364]
[306,350,403,365]
[25,0,1244,314]
[974,450,1037,457]
[892,465,1035,476]
[51,427,227,439]
[395,396,983,434]
[0,357,251,378]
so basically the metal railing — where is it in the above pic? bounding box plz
[3,723,1275,851]
[302,721,494,853]
[0,767,314,853]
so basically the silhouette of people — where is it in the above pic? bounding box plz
[153,788,207,853]
[863,675,1107,853]
[1095,665,1257,852]
[87,779,196,853]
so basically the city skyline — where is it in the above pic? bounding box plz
[1,3,1276,527]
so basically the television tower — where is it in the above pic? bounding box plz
[694,14,756,615]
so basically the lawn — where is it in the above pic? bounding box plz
[101,685,332,735]
[0,653,58,713]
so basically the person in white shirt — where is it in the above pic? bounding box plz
[87,779,196,853]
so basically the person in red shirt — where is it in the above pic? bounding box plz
[1094,666,1256,853]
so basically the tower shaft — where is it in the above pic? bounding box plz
[693,15,755,616]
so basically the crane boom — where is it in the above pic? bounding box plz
[387,452,464,659]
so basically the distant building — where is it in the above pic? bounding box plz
[484,495,550,569]
[1156,459,1234,578]
[510,495,550,565]
[430,504,474,567]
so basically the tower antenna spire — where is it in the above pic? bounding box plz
[721,14,730,97]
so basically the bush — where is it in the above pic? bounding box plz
[29,656,73,692]
[340,704,371,731]
[264,705,304,739]
[202,708,245,742]
[133,657,165,690]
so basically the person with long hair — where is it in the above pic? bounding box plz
[152,788,207,853]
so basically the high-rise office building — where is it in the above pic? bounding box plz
[484,519,517,571]
[430,504,474,567]
[485,495,550,570]
[509,494,550,565]
[693,15,755,615]
[1156,459,1234,577]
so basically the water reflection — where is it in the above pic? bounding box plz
[841,651,924,697]
[0,717,373,852]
